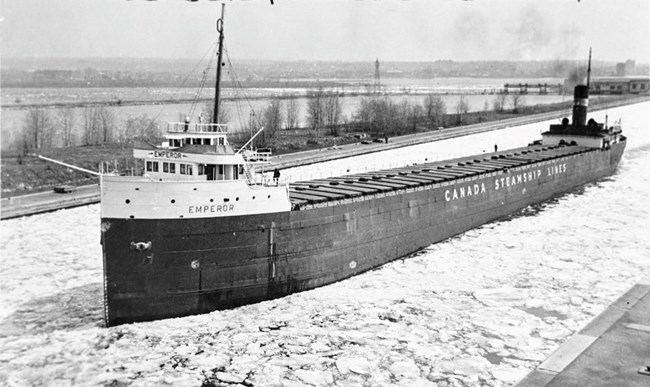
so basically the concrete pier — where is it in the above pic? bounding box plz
[516,273,650,387]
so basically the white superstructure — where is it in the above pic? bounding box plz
[101,122,291,219]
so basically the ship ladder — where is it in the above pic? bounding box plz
[243,165,256,185]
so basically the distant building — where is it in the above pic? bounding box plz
[615,60,637,77]
[592,76,649,95]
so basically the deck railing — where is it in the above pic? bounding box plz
[242,149,272,163]
[167,122,228,133]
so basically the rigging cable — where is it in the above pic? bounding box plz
[223,43,266,132]
[188,50,216,121]
[150,39,218,123]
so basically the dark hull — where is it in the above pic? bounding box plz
[101,142,625,326]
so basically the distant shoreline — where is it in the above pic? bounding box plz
[1,89,520,111]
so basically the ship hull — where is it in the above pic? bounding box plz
[101,142,625,326]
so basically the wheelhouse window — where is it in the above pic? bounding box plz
[146,161,159,172]
[162,162,176,173]
[180,164,193,175]
[198,164,206,175]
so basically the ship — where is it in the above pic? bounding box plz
[100,6,626,326]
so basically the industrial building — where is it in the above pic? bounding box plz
[592,76,649,95]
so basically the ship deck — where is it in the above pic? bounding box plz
[288,144,595,209]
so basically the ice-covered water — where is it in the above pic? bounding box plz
[1,102,649,386]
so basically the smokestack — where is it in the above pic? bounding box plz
[572,85,588,126]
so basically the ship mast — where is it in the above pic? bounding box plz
[586,47,592,89]
[213,3,226,124]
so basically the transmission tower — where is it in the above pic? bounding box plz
[374,58,381,94]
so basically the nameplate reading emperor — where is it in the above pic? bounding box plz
[188,204,235,214]
[154,151,184,159]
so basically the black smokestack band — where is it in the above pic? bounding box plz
[572,85,589,126]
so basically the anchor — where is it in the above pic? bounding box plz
[130,241,152,252]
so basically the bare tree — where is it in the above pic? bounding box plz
[510,93,526,114]
[97,107,116,143]
[285,98,300,130]
[423,94,446,128]
[307,88,326,132]
[19,130,32,158]
[202,101,230,125]
[324,94,343,135]
[410,104,424,133]
[82,107,99,145]
[493,93,508,113]
[23,108,54,150]
[354,97,413,136]
[122,114,160,144]
[354,97,384,135]
[259,98,283,147]
[455,96,470,125]
[80,107,116,145]
[397,99,412,134]
[57,108,76,147]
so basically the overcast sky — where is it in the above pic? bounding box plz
[1,0,648,63]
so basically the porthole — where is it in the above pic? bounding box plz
[129,215,134,219]
[135,188,140,191]
[224,198,230,202]
[252,196,256,200]
[210,198,214,203]
[125,199,130,204]
[171,199,176,204]
[236,197,239,201]
[268,195,271,199]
